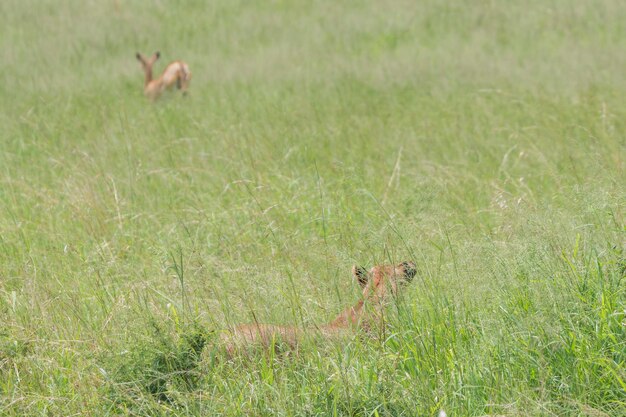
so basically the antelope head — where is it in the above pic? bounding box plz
[135,51,160,86]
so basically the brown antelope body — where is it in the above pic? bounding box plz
[135,51,191,100]
[220,262,416,354]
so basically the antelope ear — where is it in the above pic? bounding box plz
[154,51,161,60]
[135,52,142,61]
[352,265,369,287]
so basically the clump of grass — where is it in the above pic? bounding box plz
[104,319,210,406]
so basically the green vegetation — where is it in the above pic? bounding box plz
[1,1,624,415]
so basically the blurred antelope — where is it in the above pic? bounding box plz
[135,51,191,100]
[221,261,417,355]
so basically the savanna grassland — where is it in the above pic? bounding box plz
[1,1,625,415]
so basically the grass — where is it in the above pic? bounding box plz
[0,0,625,415]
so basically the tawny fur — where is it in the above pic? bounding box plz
[136,51,191,101]
[220,262,416,354]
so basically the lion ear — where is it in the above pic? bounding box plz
[352,265,369,287]
[401,261,417,280]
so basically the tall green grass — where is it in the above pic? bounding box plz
[0,0,624,415]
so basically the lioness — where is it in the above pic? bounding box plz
[220,262,416,354]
